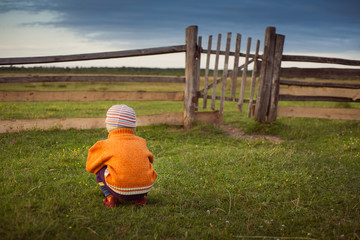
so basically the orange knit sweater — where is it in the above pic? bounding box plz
[86,128,157,195]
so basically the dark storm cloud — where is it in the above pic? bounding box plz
[1,0,360,54]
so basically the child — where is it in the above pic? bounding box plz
[86,104,157,207]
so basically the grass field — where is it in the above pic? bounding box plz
[0,74,360,239]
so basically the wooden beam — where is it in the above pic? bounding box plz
[237,37,251,112]
[0,45,187,65]
[0,91,184,102]
[184,25,199,129]
[280,79,360,89]
[0,75,185,84]
[268,34,285,121]
[211,34,222,110]
[277,106,360,121]
[279,95,360,102]
[201,49,260,59]
[279,86,360,101]
[231,33,241,100]
[280,68,360,79]
[248,40,260,118]
[254,27,276,122]
[281,55,360,66]
[219,32,232,114]
[0,111,223,133]
[202,35,212,109]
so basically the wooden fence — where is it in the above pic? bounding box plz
[1,25,359,133]
[256,28,360,121]
[0,26,222,133]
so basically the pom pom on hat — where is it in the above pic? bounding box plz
[106,105,136,131]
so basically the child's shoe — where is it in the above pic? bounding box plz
[103,195,118,207]
[133,197,146,206]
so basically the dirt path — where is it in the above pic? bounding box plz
[219,124,284,143]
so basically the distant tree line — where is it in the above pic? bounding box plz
[0,66,253,77]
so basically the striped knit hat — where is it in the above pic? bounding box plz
[105,105,136,132]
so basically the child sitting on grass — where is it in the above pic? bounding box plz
[86,104,157,207]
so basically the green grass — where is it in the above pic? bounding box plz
[1,112,360,239]
[1,76,360,239]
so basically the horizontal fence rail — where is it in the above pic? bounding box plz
[0,75,185,84]
[0,45,186,65]
[0,91,185,102]
[281,55,360,66]
[280,67,360,79]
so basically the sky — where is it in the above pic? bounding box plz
[0,0,359,68]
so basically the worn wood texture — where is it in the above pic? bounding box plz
[237,37,251,112]
[279,86,360,101]
[248,40,260,117]
[231,33,241,100]
[280,80,360,89]
[0,111,223,133]
[211,34,222,110]
[280,68,360,79]
[281,55,360,66]
[0,45,187,65]
[0,75,185,84]
[0,91,185,102]
[268,34,285,121]
[219,32,232,114]
[184,25,199,129]
[254,27,276,122]
[203,35,213,109]
[201,49,260,59]
[277,106,360,121]
[279,95,360,102]
[194,36,202,111]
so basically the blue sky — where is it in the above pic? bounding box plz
[0,0,359,68]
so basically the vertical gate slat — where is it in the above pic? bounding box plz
[220,32,232,114]
[203,35,213,109]
[254,27,276,122]
[268,34,285,121]
[237,37,252,112]
[211,34,222,110]
[195,36,202,111]
[231,33,242,100]
[248,40,260,117]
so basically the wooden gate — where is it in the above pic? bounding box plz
[184,26,285,127]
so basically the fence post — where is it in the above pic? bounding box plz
[254,27,276,122]
[268,34,285,121]
[184,25,199,129]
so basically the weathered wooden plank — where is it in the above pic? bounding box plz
[0,75,185,84]
[237,37,251,112]
[195,36,202,111]
[211,34,222,110]
[219,32,232,114]
[201,49,260,59]
[279,86,360,101]
[280,68,360,79]
[280,80,360,89]
[0,111,223,133]
[268,34,285,121]
[279,95,360,102]
[231,33,241,100]
[248,40,260,118]
[0,91,185,102]
[203,35,213,109]
[277,106,360,121]
[184,26,199,129]
[254,27,277,122]
[0,45,187,65]
[201,94,251,103]
[281,55,360,66]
